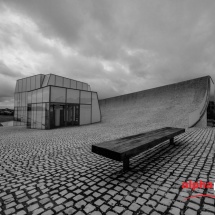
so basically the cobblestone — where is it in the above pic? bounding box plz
[0,127,214,214]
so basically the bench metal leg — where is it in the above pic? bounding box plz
[123,158,129,172]
[170,138,174,145]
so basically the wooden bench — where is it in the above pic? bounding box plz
[92,127,185,171]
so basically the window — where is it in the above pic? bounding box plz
[50,87,66,103]
[80,91,91,104]
[30,76,36,90]
[82,83,88,91]
[22,78,27,92]
[28,92,32,104]
[56,76,63,87]
[48,74,55,85]
[92,92,100,123]
[42,87,50,102]
[32,90,37,103]
[36,75,41,89]
[67,89,79,103]
[63,78,70,88]
[26,77,31,91]
[18,80,22,92]
[70,80,76,89]
[77,81,82,90]
[42,74,50,87]
[37,88,43,103]
[80,105,91,125]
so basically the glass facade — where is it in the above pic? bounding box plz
[14,74,101,129]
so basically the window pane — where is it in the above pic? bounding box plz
[77,81,82,90]
[82,83,88,91]
[80,105,91,125]
[48,74,55,85]
[17,93,21,106]
[14,93,18,107]
[56,76,63,87]
[36,104,42,129]
[92,92,101,123]
[63,78,70,88]
[37,88,43,103]
[28,92,32,104]
[30,76,36,90]
[18,79,22,92]
[45,103,50,129]
[32,90,37,103]
[67,89,79,103]
[21,93,25,106]
[51,87,66,103]
[80,91,91,104]
[15,81,18,92]
[26,77,31,91]
[70,80,76,89]
[36,75,41,89]
[42,74,50,87]
[42,86,50,102]
[41,103,46,129]
[22,78,27,92]
[25,92,28,107]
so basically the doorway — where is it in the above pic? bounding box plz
[50,104,79,128]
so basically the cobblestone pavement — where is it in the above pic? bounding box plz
[0,125,215,215]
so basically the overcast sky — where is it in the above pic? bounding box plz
[0,0,215,107]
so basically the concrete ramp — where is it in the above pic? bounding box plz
[99,76,213,131]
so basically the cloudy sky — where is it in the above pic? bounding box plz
[0,0,215,107]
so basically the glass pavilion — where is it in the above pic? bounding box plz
[14,74,101,129]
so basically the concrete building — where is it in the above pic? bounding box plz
[14,74,101,129]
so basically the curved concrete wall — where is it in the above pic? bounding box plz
[99,76,212,131]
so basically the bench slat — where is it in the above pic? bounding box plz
[92,127,185,162]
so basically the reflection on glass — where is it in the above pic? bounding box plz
[70,80,76,89]
[64,78,70,88]
[48,74,55,85]
[36,104,42,129]
[80,91,91,104]
[67,89,79,103]
[37,88,43,103]
[27,77,31,91]
[42,87,50,102]
[42,74,50,87]
[28,92,32,104]
[22,79,27,92]
[56,76,63,87]
[18,80,22,92]
[92,92,101,123]
[36,75,41,89]
[82,83,88,91]
[80,105,91,125]
[51,87,66,103]
[41,103,46,129]
[76,82,82,90]
[31,76,36,90]
[32,90,37,103]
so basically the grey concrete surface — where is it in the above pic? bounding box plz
[99,76,210,130]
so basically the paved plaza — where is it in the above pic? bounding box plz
[0,125,215,215]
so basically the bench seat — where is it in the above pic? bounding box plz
[92,127,185,171]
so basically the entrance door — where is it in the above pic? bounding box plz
[67,105,79,126]
[50,104,79,128]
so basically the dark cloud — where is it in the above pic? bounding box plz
[0,0,215,105]
[0,61,23,78]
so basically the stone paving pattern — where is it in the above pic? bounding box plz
[0,124,215,215]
